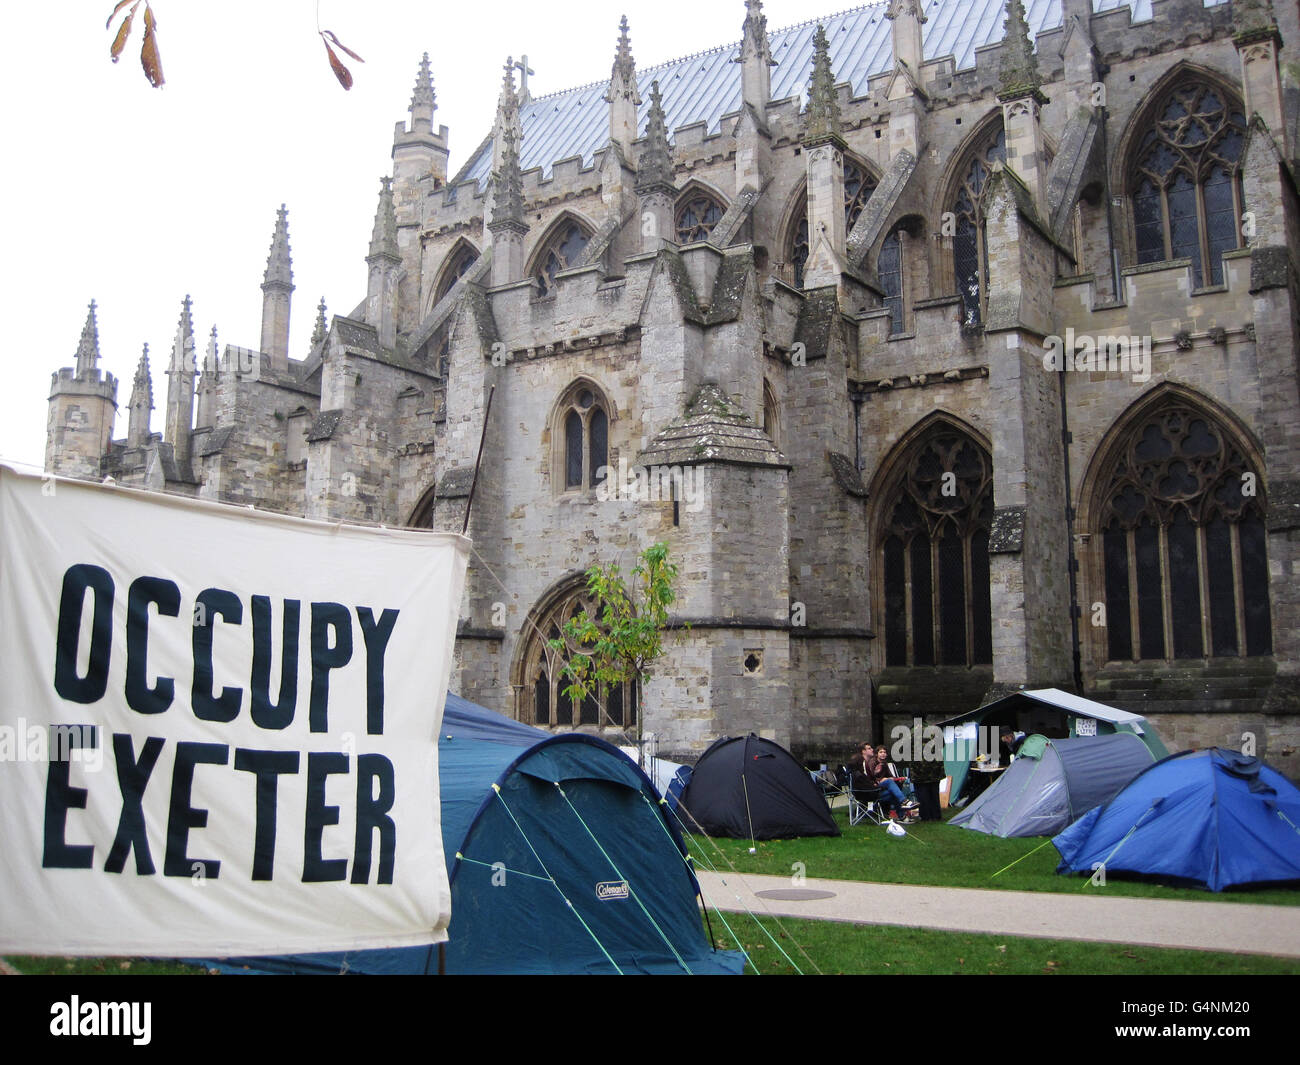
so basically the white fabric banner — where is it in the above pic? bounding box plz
[0,465,468,957]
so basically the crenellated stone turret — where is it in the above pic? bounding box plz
[393,52,450,187]
[886,0,926,74]
[260,205,294,369]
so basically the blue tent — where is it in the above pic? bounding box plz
[1053,748,1300,892]
[209,694,743,974]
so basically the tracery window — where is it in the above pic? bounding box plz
[555,383,609,491]
[1130,83,1246,287]
[534,221,592,296]
[520,585,638,728]
[951,127,1007,327]
[1097,403,1270,661]
[880,427,993,668]
[789,158,878,289]
[878,228,905,336]
[431,244,479,377]
[676,191,725,243]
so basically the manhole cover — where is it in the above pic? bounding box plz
[754,888,837,901]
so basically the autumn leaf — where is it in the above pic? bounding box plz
[321,30,365,64]
[322,38,353,91]
[140,4,164,88]
[108,0,140,63]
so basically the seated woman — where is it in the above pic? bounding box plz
[872,744,919,820]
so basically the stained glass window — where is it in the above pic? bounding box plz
[556,383,609,491]
[789,158,878,289]
[1130,84,1246,286]
[1098,402,1271,661]
[950,127,1006,327]
[880,427,994,667]
[879,229,905,335]
[519,586,638,728]
[534,222,592,295]
[676,193,726,243]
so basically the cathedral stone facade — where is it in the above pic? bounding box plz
[46,0,1300,774]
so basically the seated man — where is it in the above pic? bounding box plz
[848,743,916,821]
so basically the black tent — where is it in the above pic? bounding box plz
[678,734,840,840]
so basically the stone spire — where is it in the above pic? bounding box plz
[127,342,152,447]
[260,205,293,366]
[739,0,776,114]
[998,0,1044,102]
[164,295,197,469]
[1233,0,1281,44]
[637,80,674,190]
[606,16,641,158]
[367,179,402,349]
[74,300,101,378]
[803,24,843,146]
[489,113,530,285]
[491,56,523,176]
[262,204,293,290]
[409,52,436,130]
[311,297,328,349]
[369,176,399,261]
[637,80,676,251]
[886,0,927,73]
[195,327,218,429]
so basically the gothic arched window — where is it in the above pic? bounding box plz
[554,382,609,492]
[431,243,479,377]
[789,158,878,289]
[1130,83,1246,287]
[533,221,592,296]
[519,584,638,728]
[880,426,993,667]
[676,190,726,243]
[1096,402,1270,661]
[878,228,905,336]
[950,126,1007,327]
[762,379,780,451]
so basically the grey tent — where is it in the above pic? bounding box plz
[949,733,1156,838]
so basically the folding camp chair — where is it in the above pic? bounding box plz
[838,766,887,827]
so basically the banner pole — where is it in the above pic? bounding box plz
[462,385,496,536]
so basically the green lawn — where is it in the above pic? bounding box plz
[5,956,206,975]
[683,806,1300,906]
[710,914,1300,975]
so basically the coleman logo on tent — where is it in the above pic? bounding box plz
[596,880,629,900]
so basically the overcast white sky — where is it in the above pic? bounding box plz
[0,0,821,469]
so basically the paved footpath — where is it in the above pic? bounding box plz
[695,871,1300,959]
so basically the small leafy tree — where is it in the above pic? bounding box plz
[549,542,683,766]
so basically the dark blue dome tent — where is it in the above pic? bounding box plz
[1053,747,1300,892]
[677,733,840,841]
[207,694,743,974]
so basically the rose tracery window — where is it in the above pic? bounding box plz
[789,158,878,289]
[676,192,725,243]
[880,429,993,667]
[951,127,1007,327]
[520,586,638,728]
[1131,84,1245,288]
[534,221,592,296]
[1098,404,1271,661]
